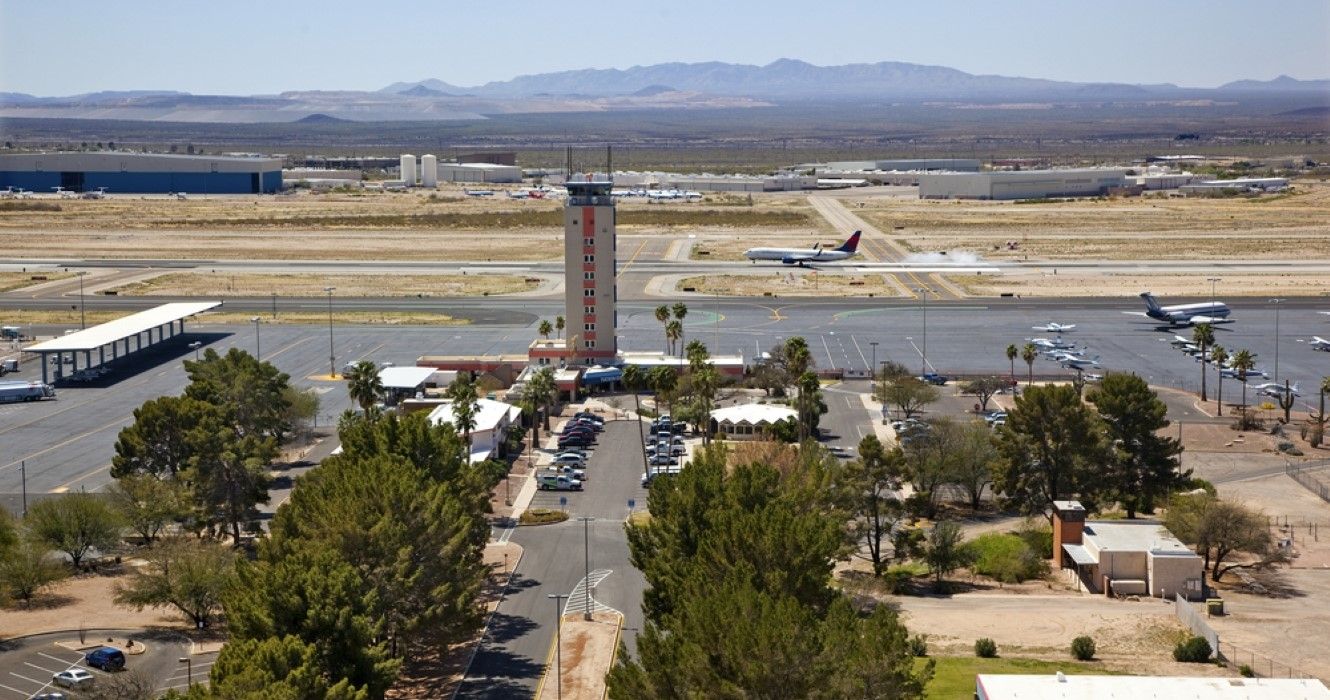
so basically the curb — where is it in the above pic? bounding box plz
[603,612,625,700]
[451,544,526,700]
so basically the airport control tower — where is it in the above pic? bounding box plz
[563,180,617,363]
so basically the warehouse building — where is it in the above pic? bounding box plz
[0,152,282,194]
[1179,177,1289,195]
[817,158,981,172]
[919,168,1128,200]
[435,162,522,183]
[661,174,816,192]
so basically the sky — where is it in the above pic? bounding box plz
[2,0,1327,95]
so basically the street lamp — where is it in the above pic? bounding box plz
[869,341,879,384]
[578,517,594,621]
[76,271,88,329]
[913,288,932,375]
[324,286,336,377]
[1271,298,1285,383]
[188,341,202,361]
[251,316,261,361]
[178,657,192,688]
[1206,277,1221,311]
[547,593,568,700]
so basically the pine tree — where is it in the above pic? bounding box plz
[995,383,1110,521]
[1087,373,1188,518]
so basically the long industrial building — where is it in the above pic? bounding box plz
[918,168,1128,200]
[0,152,283,194]
[661,174,816,192]
[818,158,981,172]
[435,162,522,183]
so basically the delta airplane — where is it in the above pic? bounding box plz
[745,231,861,266]
[1135,292,1232,327]
[1032,323,1077,333]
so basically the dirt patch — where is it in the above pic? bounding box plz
[0,271,74,293]
[0,570,184,639]
[677,272,901,297]
[537,611,621,700]
[111,272,539,298]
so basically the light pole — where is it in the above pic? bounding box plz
[913,288,932,375]
[1207,277,1221,311]
[1271,298,1285,383]
[251,316,261,361]
[178,657,192,688]
[188,340,202,360]
[547,593,568,700]
[76,271,87,329]
[324,286,336,377]
[869,340,879,384]
[578,516,594,621]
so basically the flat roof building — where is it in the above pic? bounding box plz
[661,174,815,192]
[436,162,522,184]
[0,152,282,194]
[919,168,1129,200]
[1054,500,1204,600]
[817,158,981,172]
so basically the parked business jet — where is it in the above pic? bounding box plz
[81,187,109,199]
[1032,323,1077,333]
[51,186,78,199]
[1135,292,1232,327]
[745,231,861,266]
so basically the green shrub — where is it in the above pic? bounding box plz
[967,533,1048,583]
[519,508,569,525]
[881,562,928,594]
[908,634,929,658]
[974,638,998,658]
[1239,664,1255,677]
[1173,635,1212,663]
[1071,636,1096,661]
[1015,520,1054,558]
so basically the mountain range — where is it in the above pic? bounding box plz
[2,59,1325,123]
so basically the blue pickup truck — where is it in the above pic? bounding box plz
[918,372,948,385]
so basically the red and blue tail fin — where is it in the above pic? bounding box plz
[836,230,861,253]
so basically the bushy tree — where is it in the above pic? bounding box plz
[187,411,273,545]
[995,384,1109,521]
[24,493,122,568]
[0,538,67,605]
[1087,373,1187,518]
[1165,493,1287,582]
[878,377,939,420]
[206,635,370,700]
[111,395,212,478]
[960,376,1008,413]
[185,348,293,442]
[105,474,190,545]
[114,537,236,627]
[838,435,906,576]
[925,520,972,592]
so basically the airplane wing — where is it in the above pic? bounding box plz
[1189,315,1234,325]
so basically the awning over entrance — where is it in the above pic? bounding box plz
[1062,543,1097,567]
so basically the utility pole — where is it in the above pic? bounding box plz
[578,517,594,620]
[76,271,88,329]
[869,340,879,384]
[1270,298,1284,384]
[324,286,336,377]
[251,316,261,361]
[547,593,568,700]
[20,460,27,516]
[913,288,932,375]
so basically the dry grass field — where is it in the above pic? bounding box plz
[0,308,467,327]
[858,181,1330,261]
[0,271,72,293]
[678,272,900,297]
[110,272,539,297]
[952,272,1330,298]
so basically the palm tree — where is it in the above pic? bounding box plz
[672,302,689,357]
[784,336,812,379]
[622,364,652,478]
[538,319,553,340]
[685,339,709,369]
[665,319,683,356]
[523,366,556,454]
[796,371,821,441]
[555,315,565,340]
[1316,375,1330,447]
[1005,343,1018,383]
[1193,323,1214,402]
[1230,349,1256,412]
[1021,342,1037,387]
[445,373,480,450]
[654,305,670,353]
[1210,344,1228,416]
[649,365,677,417]
[344,360,382,412]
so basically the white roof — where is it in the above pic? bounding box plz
[428,398,518,433]
[977,674,1330,699]
[27,302,221,353]
[1083,521,1196,556]
[710,404,797,425]
[379,366,437,389]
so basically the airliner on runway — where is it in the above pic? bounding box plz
[745,231,861,266]
[1134,292,1232,327]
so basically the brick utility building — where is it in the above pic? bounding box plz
[1054,500,1204,599]
[0,152,282,194]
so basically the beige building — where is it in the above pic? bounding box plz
[919,168,1128,200]
[1054,500,1204,600]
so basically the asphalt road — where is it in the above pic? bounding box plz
[457,420,649,699]
[0,629,215,698]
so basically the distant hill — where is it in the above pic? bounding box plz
[379,78,466,95]
[296,113,349,123]
[632,84,677,97]
[1219,75,1330,92]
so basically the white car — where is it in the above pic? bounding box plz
[52,669,94,689]
[552,452,587,466]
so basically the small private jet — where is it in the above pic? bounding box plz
[1032,322,1077,333]
[745,231,861,267]
[1133,292,1232,327]
[51,186,78,199]
[1252,382,1299,399]
[1305,336,1330,352]
[1220,365,1267,380]
[1054,352,1100,370]
[81,187,109,199]
[1029,337,1077,353]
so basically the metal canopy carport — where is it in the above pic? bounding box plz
[26,301,221,384]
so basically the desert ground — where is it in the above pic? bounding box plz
[109,272,540,297]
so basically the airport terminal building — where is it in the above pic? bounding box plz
[0,152,283,194]
[919,168,1128,200]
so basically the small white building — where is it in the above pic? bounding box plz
[977,674,1330,700]
[428,398,523,463]
[1053,500,1204,600]
[436,162,523,184]
[378,366,448,405]
[1180,177,1289,195]
[919,168,1129,200]
[709,404,797,440]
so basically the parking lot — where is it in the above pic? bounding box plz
[527,419,657,519]
[0,630,215,698]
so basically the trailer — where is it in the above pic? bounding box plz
[0,358,18,375]
[0,380,56,403]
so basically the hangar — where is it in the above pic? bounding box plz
[918,168,1128,200]
[0,152,283,194]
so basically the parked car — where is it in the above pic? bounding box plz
[552,452,587,466]
[85,647,125,671]
[557,435,592,449]
[574,412,604,426]
[918,372,949,385]
[537,473,583,491]
[543,465,587,481]
[572,417,603,431]
[649,454,679,467]
[52,670,94,689]
[31,693,68,700]
[983,412,1008,424]
[668,444,686,456]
